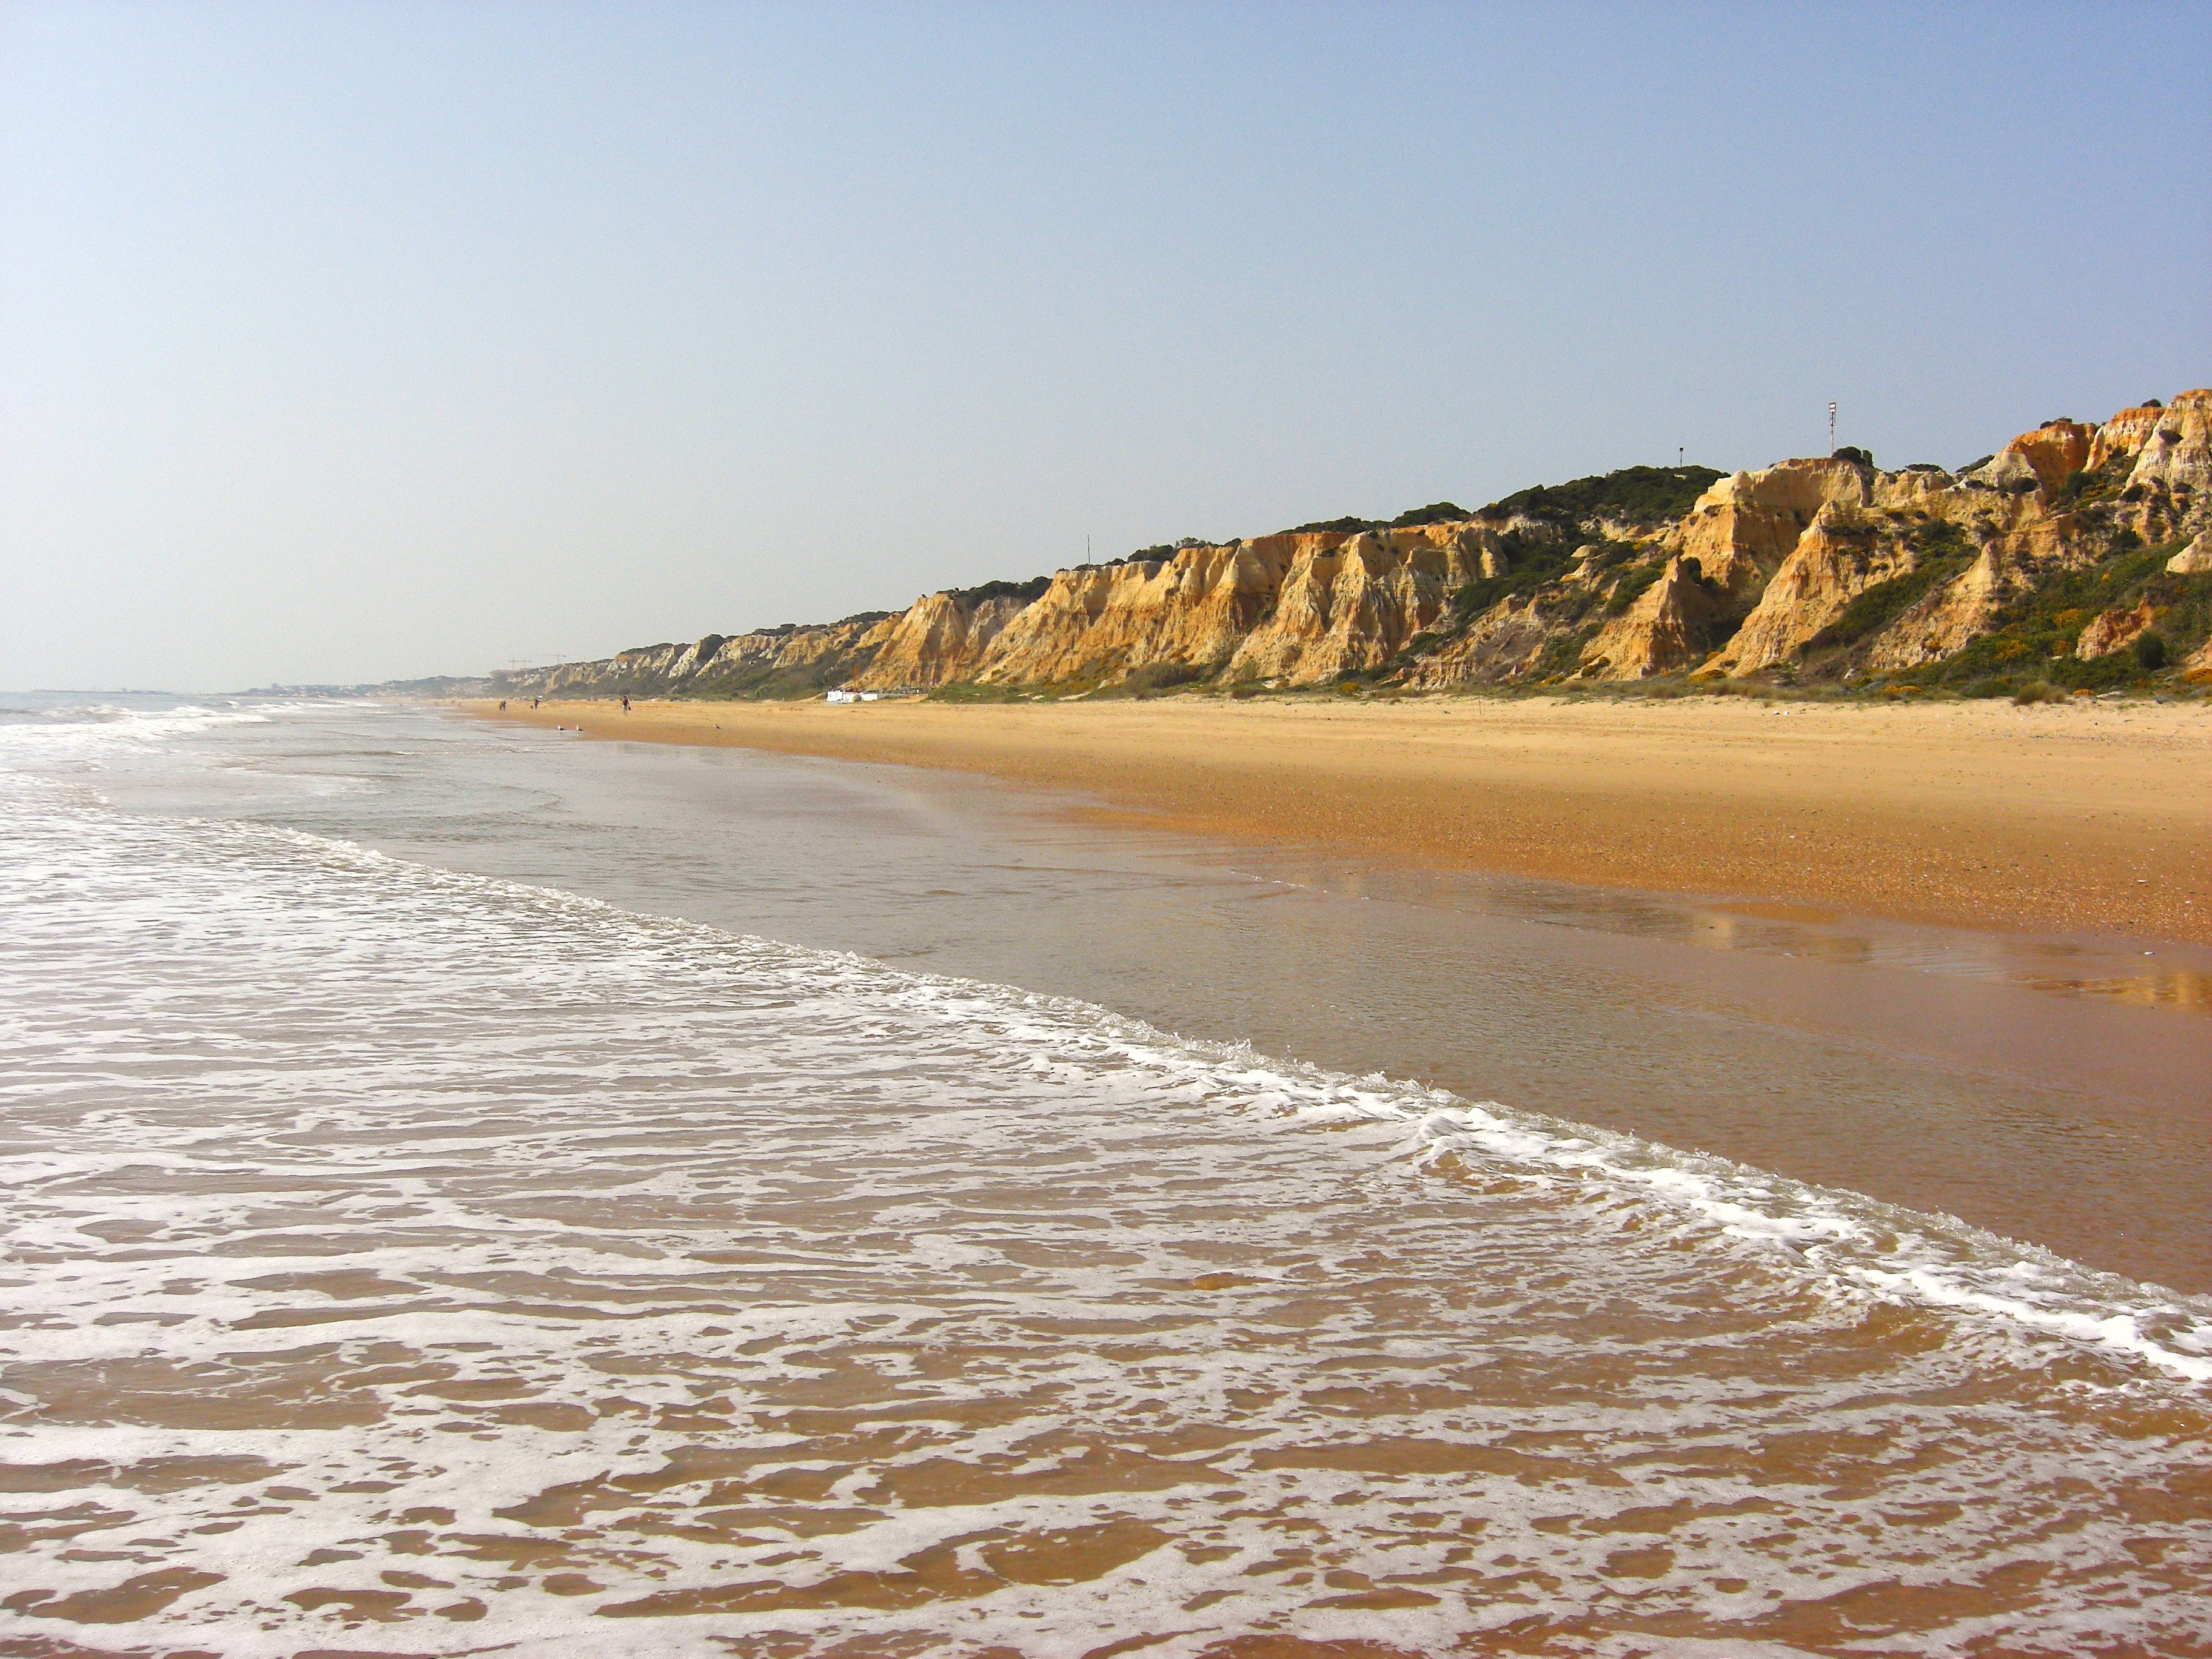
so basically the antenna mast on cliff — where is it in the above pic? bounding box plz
[1828,401,1838,455]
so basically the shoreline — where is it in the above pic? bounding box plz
[457,694,2212,946]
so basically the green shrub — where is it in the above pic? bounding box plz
[2134,631,2168,670]
[951,575,1053,606]
[926,680,1031,703]
[2056,454,2134,508]
[1484,464,1723,526]
[1287,464,1721,555]
[1107,660,1208,699]
[1389,501,1470,528]
[1530,625,1600,679]
[1553,587,1604,625]
[2062,651,2140,692]
[1450,527,1578,619]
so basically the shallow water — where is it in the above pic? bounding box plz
[2,695,2209,1655]
[58,695,2212,1291]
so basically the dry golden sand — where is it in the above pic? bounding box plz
[464,694,2212,944]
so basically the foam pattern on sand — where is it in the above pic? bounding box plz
[3,770,2211,1655]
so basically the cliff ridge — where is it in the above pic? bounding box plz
[494,391,2212,703]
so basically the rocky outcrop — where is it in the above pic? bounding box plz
[2126,391,2212,493]
[2087,390,2212,491]
[1398,592,1555,688]
[977,540,1321,685]
[1664,457,1977,679]
[2075,600,2157,660]
[2168,532,2212,575]
[1980,421,2093,494]
[945,526,1486,689]
[1674,457,1871,602]
[489,390,2212,702]
[856,591,1028,689]
[1860,549,2014,673]
[495,614,893,700]
[1702,500,1915,675]
[1224,527,1478,683]
[1578,557,1732,680]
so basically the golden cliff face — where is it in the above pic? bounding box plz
[1991,421,2094,492]
[1398,591,1553,688]
[1577,557,1730,680]
[1677,457,1874,599]
[1684,398,2211,682]
[1225,527,1481,684]
[976,538,1323,685]
[856,592,1028,689]
[1706,498,1922,677]
[495,391,2211,702]
[1579,458,1914,681]
[2075,600,2157,661]
[1860,549,2011,674]
[2119,390,2212,492]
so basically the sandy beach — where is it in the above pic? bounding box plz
[465,694,2212,945]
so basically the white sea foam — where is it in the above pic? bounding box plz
[0,696,278,770]
[2,754,2210,1654]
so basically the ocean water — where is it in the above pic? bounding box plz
[3,695,2210,1657]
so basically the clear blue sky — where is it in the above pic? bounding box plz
[4,1,2208,689]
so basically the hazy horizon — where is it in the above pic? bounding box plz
[5,1,2208,691]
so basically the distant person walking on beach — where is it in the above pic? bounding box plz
[622,695,631,714]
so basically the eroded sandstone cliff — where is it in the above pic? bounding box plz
[493,390,2212,702]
